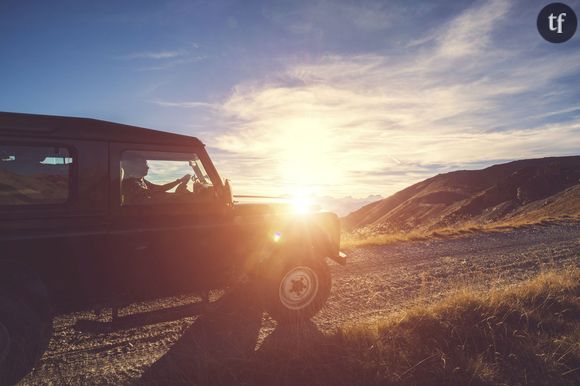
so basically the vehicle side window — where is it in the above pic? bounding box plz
[0,145,73,206]
[120,150,214,206]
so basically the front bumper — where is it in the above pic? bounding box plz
[331,251,347,265]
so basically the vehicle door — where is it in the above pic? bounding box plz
[0,139,109,310]
[108,143,233,302]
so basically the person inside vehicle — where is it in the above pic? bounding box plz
[121,152,191,204]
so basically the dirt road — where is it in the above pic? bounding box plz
[21,223,580,385]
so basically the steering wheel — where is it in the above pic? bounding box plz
[175,174,192,194]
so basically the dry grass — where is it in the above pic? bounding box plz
[341,215,580,249]
[162,268,580,386]
[330,267,580,386]
[244,268,580,386]
[341,229,430,248]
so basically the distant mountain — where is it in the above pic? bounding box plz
[317,194,383,217]
[0,167,68,205]
[344,156,580,233]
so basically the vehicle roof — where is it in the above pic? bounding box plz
[0,111,203,147]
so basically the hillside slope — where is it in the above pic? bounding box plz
[344,156,580,233]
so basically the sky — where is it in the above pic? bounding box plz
[1,0,580,205]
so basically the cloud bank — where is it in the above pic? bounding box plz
[159,0,580,198]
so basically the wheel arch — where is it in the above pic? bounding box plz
[0,259,53,321]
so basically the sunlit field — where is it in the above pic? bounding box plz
[138,268,580,386]
[342,215,580,249]
[296,268,580,386]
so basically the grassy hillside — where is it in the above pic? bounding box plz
[342,156,580,247]
[240,268,579,386]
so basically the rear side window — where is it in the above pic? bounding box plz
[0,145,73,206]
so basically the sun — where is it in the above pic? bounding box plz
[274,117,343,196]
[290,194,312,214]
[289,188,316,214]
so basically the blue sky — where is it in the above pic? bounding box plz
[1,0,580,202]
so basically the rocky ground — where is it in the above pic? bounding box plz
[21,222,580,385]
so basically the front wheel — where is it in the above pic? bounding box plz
[264,257,331,324]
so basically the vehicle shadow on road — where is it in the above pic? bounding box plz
[137,285,327,386]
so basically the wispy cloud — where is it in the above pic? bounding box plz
[119,50,187,60]
[433,0,510,58]
[137,55,207,71]
[117,47,207,71]
[153,100,219,109]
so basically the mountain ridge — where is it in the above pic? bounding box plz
[344,156,580,233]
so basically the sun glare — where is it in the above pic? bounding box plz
[291,196,312,214]
[290,189,315,214]
[274,117,343,196]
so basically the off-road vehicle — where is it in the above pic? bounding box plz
[0,112,345,385]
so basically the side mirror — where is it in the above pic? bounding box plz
[223,179,233,206]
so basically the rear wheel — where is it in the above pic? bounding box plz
[0,321,10,365]
[0,263,53,327]
[0,296,52,385]
[264,256,331,323]
[0,266,53,385]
